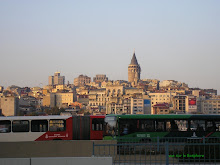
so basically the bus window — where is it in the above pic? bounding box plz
[174,120,188,131]
[166,121,171,131]
[31,120,48,132]
[0,120,11,133]
[119,119,137,135]
[206,121,215,131]
[92,118,104,131]
[190,120,205,132]
[49,120,65,132]
[139,120,154,132]
[12,120,29,132]
[120,124,129,135]
[156,121,165,131]
[215,121,220,131]
[96,124,99,130]
[167,120,187,132]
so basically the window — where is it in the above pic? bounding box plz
[49,120,65,132]
[215,121,220,131]
[174,120,188,131]
[31,120,48,132]
[139,120,154,132]
[206,121,215,131]
[0,120,11,133]
[156,121,165,131]
[92,118,104,131]
[190,120,205,132]
[119,119,138,135]
[12,120,29,132]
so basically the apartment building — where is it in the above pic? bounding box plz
[149,92,176,114]
[74,75,91,86]
[48,72,65,86]
[93,74,108,83]
[131,97,144,114]
[43,92,75,108]
[88,85,146,115]
[152,103,170,114]
[201,98,220,114]
[173,95,187,113]
[0,96,19,116]
[0,86,3,93]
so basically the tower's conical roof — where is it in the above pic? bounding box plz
[130,52,139,65]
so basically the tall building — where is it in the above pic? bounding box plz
[43,92,76,108]
[48,72,65,86]
[0,96,19,116]
[173,95,187,113]
[149,92,176,114]
[74,75,91,86]
[0,86,4,93]
[128,52,141,84]
[200,98,220,114]
[93,74,108,83]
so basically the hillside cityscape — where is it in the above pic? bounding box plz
[0,52,218,117]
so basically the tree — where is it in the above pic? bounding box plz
[45,107,65,115]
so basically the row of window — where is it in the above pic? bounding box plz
[119,119,220,134]
[134,103,143,105]
[152,98,170,101]
[90,103,106,106]
[154,95,170,97]
[204,108,220,111]
[204,104,220,106]
[0,120,66,133]
[205,101,220,103]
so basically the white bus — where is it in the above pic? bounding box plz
[0,115,72,142]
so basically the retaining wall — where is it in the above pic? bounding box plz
[0,140,116,158]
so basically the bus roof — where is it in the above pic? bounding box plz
[0,115,72,121]
[106,114,220,120]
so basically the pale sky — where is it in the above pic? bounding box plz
[0,1,220,93]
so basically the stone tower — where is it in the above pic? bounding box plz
[128,52,141,83]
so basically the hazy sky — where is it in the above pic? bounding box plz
[0,1,219,93]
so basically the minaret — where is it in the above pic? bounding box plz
[128,51,141,83]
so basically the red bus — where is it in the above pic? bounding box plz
[0,115,105,142]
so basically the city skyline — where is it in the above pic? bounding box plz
[0,0,219,93]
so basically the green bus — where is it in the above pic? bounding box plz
[103,114,220,142]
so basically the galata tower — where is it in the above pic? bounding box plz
[128,52,141,83]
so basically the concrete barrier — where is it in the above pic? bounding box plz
[31,157,112,165]
[0,157,112,165]
[0,140,116,158]
[0,158,30,165]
